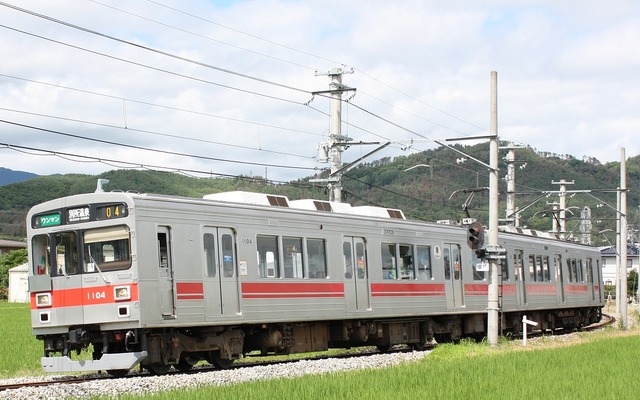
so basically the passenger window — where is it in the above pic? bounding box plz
[221,234,235,278]
[500,255,509,281]
[399,244,414,279]
[307,238,327,279]
[283,237,303,278]
[472,251,485,281]
[577,259,584,282]
[381,243,396,279]
[586,258,593,283]
[528,254,536,281]
[203,233,216,277]
[542,256,550,282]
[536,255,543,282]
[343,241,353,279]
[416,245,432,280]
[32,234,50,275]
[452,245,461,280]
[55,232,78,275]
[443,247,451,280]
[257,235,279,278]
[514,250,524,281]
[355,242,366,279]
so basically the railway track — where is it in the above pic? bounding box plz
[0,314,616,394]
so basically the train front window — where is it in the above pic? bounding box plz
[32,234,50,275]
[55,232,79,276]
[83,226,131,272]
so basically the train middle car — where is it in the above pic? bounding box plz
[27,190,604,375]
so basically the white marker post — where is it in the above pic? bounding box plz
[522,315,538,347]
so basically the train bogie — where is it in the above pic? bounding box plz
[27,190,604,375]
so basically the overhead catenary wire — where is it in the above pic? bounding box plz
[0,1,313,96]
[0,142,324,189]
[0,119,317,171]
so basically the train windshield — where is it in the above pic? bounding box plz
[83,226,131,272]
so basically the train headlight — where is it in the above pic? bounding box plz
[114,286,131,301]
[36,293,52,308]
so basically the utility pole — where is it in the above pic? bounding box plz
[551,179,574,239]
[312,67,355,202]
[620,148,628,329]
[487,71,500,346]
[501,143,524,227]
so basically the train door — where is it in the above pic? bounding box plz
[52,232,84,325]
[586,258,596,302]
[443,243,464,308]
[157,226,175,317]
[514,249,526,307]
[343,237,371,313]
[203,227,241,318]
[555,254,565,304]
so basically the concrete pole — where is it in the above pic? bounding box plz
[616,189,621,314]
[552,180,574,239]
[620,148,628,329]
[505,144,516,226]
[487,71,500,346]
[328,68,344,203]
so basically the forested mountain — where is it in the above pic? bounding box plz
[0,167,38,186]
[1,142,638,247]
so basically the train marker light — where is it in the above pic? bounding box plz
[114,286,131,301]
[36,293,52,308]
[467,221,485,250]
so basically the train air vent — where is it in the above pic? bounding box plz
[387,209,404,219]
[267,195,289,207]
[313,201,333,211]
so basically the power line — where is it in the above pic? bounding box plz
[0,142,323,189]
[143,0,345,68]
[0,73,324,138]
[87,0,319,72]
[0,119,317,171]
[0,23,306,106]
[0,1,313,96]
[0,106,317,160]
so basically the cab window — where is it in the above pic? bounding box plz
[83,226,131,272]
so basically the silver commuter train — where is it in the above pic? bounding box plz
[27,189,604,375]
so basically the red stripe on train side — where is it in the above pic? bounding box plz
[370,283,445,297]
[30,283,139,309]
[524,284,557,295]
[501,284,517,295]
[241,282,345,299]
[566,284,589,294]
[176,282,204,300]
[464,283,488,296]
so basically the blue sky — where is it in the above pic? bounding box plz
[0,0,639,182]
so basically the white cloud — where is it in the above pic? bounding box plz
[0,0,638,183]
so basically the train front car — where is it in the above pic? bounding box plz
[27,192,145,376]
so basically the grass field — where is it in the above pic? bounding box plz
[0,302,44,376]
[3,301,640,399]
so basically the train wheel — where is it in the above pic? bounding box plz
[147,362,171,375]
[208,351,234,369]
[376,345,391,352]
[176,354,198,372]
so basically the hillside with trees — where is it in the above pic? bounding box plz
[1,142,638,247]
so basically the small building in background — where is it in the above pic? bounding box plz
[8,263,29,303]
[600,244,640,286]
[0,239,26,256]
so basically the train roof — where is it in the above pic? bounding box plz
[203,191,406,220]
